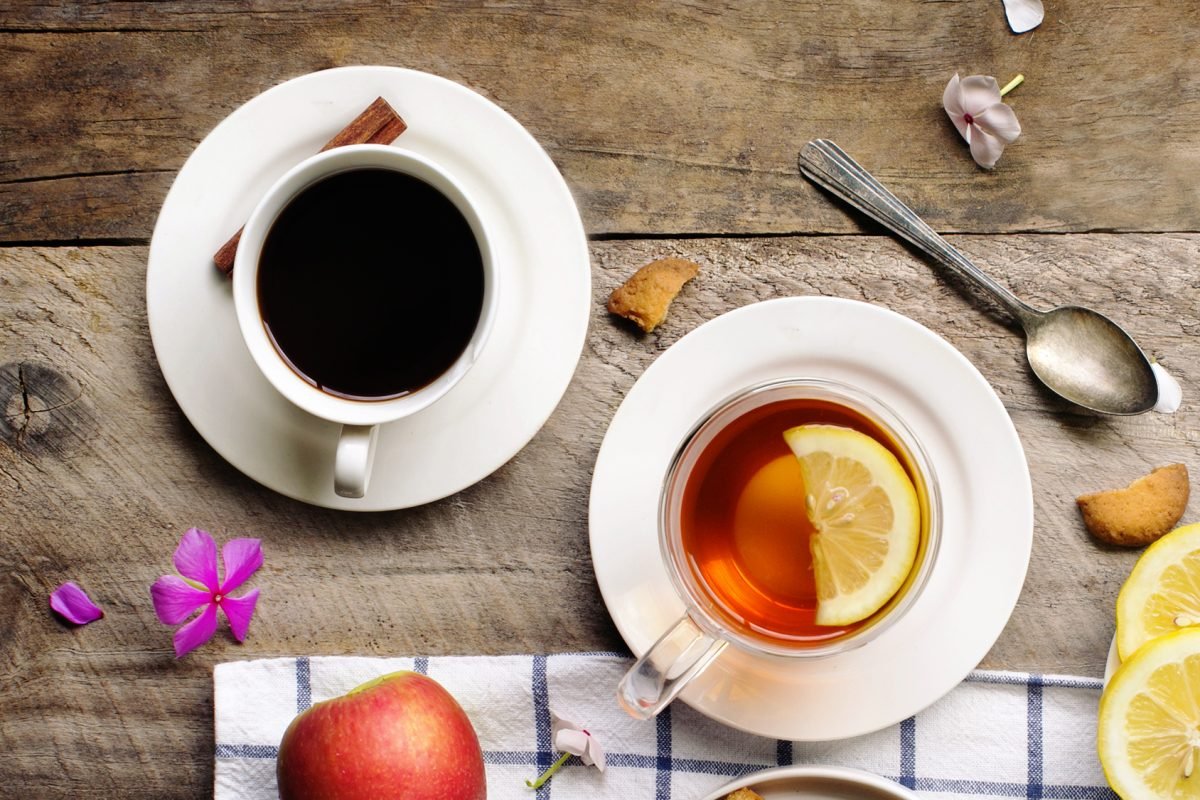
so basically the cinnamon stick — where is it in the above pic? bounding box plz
[213,96,408,275]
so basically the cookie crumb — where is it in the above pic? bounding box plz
[607,257,700,333]
[1077,464,1190,547]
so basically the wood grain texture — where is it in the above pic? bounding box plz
[2,234,1198,795]
[1,0,1198,243]
[4,3,1199,794]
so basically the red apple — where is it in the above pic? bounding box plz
[276,671,487,800]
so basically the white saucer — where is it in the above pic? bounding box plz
[701,765,919,800]
[146,67,590,510]
[589,297,1033,740]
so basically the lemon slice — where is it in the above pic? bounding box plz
[1099,628,1200,799]
[1117,523,1200,662]
[783,424,920,626]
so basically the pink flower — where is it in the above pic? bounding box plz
[150,528,262,658]
[551,711,606,771]
[526,710,606,789]
[943,73,1022,169]
[49,581,104,625]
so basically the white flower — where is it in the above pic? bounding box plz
[526,711,607,789]
[943,74,1022,169]
[1003,0,1044,33]
[551,711,606,771]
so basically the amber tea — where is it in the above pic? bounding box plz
[674,393,931,648]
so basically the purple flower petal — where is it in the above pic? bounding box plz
[151,575,210,625]
[49,582,103,625]
[174,528,219,590]
[219,538,263,594]
[219,589,259,642]
[172,602,219,658]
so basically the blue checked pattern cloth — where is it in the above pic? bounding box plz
[214,653,1116,799]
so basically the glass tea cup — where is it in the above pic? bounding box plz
[617,378,942,719]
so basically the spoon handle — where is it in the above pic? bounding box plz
[799,139,1036,322]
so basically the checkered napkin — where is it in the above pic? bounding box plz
[214,653,1116,800]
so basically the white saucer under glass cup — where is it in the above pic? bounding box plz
[232,144,499,499]
[617,378,943,719]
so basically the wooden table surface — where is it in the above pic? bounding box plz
[2,2,1198,796]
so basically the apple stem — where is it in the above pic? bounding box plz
[525,752,571,790]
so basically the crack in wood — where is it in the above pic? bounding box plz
[1,393,85,421]
[0,238,149,248]
[0,232,1197,250]
[0,27,207,35]
[0,460,21,493]
[16,363,30,443]
[586,229,1200,241]
[0,362,88,453]
[0,168,174,187]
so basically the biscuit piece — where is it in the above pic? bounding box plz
[1077,464,1190,547]
[724,789,765,800]
[607,257,700,333]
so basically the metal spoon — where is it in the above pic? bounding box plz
[798,139,1158,415]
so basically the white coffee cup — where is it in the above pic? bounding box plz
[232,144,499,499]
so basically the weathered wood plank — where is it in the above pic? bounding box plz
[1,234,1197,794]
[0,1,1197,242]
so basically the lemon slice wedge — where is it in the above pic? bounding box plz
[783,424,920,626]
[1099,628,1200,799]
[1117,523,1200,662]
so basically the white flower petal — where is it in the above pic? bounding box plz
[949,113,971,143]
[959,75,1003,116]
[1003,0,1044,33]
[554,728,590,758]
[585,736,606,772]
[973,102,1022,144]
[942,74,971,141]
[968,127,1006,169]
[1152,362,1182,414]
[550,710,580,736]
[942,73,964,116]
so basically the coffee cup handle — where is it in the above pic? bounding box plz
[616,614,728,719]
[334,424,379,498]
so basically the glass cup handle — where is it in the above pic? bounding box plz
[617,615,728,720]
[334,424,379,498]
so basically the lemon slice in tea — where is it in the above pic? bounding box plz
[1117,523,1200,662]
[1099,627,1200,799]
[783,424,920,626]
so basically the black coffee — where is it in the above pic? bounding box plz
[258,168,485,400]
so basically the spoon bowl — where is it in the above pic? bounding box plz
[1024,306,1157,415]
[799,140,1159,415]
